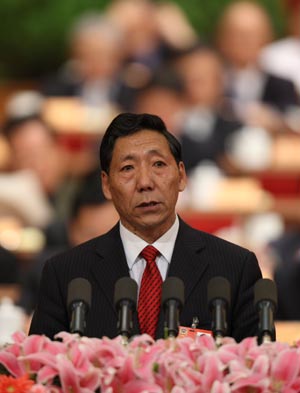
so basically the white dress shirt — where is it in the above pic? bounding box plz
[226,66,267,120]
[120,216,179,293]
[260,38,300,95]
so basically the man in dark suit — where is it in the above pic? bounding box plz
[29,112,262,342]
[216,1,299,132]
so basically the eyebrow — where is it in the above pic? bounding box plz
[119,149,165,162]
[120,154,135,162]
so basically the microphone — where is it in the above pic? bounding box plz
[207,276,231,345]
[114,277,138,343]
[67,278,91,336]
[162,277,184,338]
[254,278,277,344]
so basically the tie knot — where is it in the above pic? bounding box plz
[141,245,159,263]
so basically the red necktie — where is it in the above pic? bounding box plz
[138,245,162,338]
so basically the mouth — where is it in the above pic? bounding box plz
[138,201,158,207]
[137,201,160,208]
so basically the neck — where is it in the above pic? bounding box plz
[121,216,177,244]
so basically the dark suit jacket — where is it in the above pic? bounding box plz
[180,114,242,173]
[271,230,300,320]
[29,219,262,342]
[262,73,299,112]
[225,71,299,116]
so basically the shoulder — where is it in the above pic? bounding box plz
[178,218,255,259]
[44,224,120,269]
[177,219,261,283]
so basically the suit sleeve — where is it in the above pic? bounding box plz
[230,251,262,342]
[29,259,69,339]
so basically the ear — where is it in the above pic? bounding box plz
[101,171,112,200]
[178,162,187,192]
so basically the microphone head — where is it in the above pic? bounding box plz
[114,277,138,309]
[67,277,92,310]
[207,276,231,308]
[254,278,277,310]
[162,277,184,308]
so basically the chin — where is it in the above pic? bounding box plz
[140,215,171,230]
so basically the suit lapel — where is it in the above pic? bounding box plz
[156,219,208,337]
[91,223,140,336]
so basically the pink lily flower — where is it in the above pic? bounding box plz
[36,364,58,385]
[0,351,25,377]
[211,380,231,393]
[271,348,300,390]
[122,379,163,392]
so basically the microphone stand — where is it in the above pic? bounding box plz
[164,299,180,338]
[257,300,275,345]
[70,301,88,335]
[211,299,227,347]
[117,299,134,346]
[114,277,137,346]
[162,277,184,340]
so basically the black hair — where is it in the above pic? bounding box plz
[70,169,107,219]
[99,112,182,173]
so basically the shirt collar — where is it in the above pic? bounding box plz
[120,216,179,270]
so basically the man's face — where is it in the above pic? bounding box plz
[178,51,224,107]
[73,30,121,81]
[101,129,186,242]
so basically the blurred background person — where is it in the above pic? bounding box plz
[261,0,300,96]
[19,169,119,317]
[133,66,185,136]
[155,1,199,52]
[2,114,73,223]
[260,0,300,132]
[173,45,242,174]
[216,0,299,133]
[41,12,126,111]
[106,0,198,110]
[107,0,167,74]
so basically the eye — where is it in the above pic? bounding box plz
[154,161,166,168]
[121,164,134,172]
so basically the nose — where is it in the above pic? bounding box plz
[136,165,154,192]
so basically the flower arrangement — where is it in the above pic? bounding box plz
[0,331,300,393]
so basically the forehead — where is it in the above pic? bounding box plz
[112,129,171,157]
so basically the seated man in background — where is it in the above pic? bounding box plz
[2,114,71,222]
[133,66,185,137]
[41,12,125,110]
[29,112,262,342]
[261,0,300,97]
[19,170,118,316]
[173,45,242,174]
[216,0,299,132]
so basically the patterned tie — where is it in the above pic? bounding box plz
[138,245,162,338]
